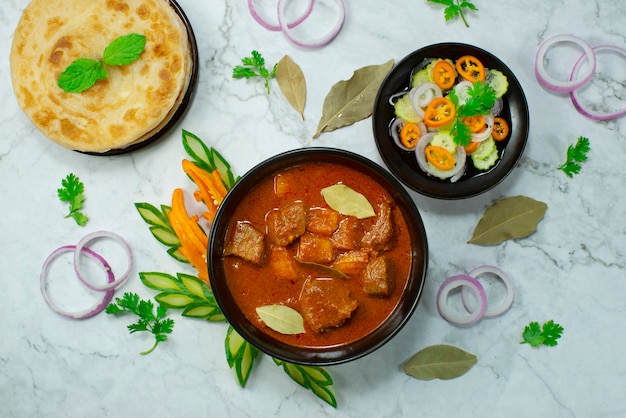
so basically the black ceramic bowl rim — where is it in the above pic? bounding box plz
[372,42,530,199]
[208,147,429,366]
[83,0,199,156]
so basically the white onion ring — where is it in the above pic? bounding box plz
[453,80,473,105]
[40,245,115,319]
[410,82,443,118]
[570,45,626,121]
[535,34,596,93]
[277,0,345,48]
[74,231,133,292]
[248,0,314,31]
[490,98,503,117]
[390,119,427,151]
[415,132,467,182]
[436,275,487,326]
[462,265,514,318]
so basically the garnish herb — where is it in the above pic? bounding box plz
[58,33,146,93]
[427,0,478,28]
[468,195,547,245]
[449,81,497,146]
[106,292,175,355]
[232,50,277,94]
[521,320,564,347]
[558,136,590,177]
[57,173,89,226]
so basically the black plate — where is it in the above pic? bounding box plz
[372,43,529,199]
[208,148,428,366]
[83,0,199,156]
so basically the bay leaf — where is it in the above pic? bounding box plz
[313,59,394,138]
[403,344,477,381]
[321,184,376,219]
[256,305,305,335]
[295,259,349,279]
[468,195,548,245]
[275,55,306,120]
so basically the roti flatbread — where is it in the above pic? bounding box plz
[10,0,191,153]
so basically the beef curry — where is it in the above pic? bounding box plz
[222,160,413,348]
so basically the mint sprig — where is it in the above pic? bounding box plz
[58,33,146,93]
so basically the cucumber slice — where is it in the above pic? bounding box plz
[471,146,499,170]
[471,136,496,159]
[412,62,435,87]
[430,131,456,153]
[394,94,420,122]
[486,69,509,98]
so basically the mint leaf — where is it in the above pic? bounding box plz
[102,33,147,66]
[57,58,107,93]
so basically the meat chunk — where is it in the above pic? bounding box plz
[223,221,265,265]
[363,255,395,297]
[296,234,335,264]
[300,278,358,333]
[361,201,394,251]
[269,246,299,281]
[266,201,307,246]
[306,208,340,236]
[331,250,370,276]
[331,217,363,251]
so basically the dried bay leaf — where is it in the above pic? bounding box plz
[321,184,376,219]
[276,55,306,119]
[256,305,305,335]
[468,195,548,245]
[403,344,477,380]
[313,59,394,138]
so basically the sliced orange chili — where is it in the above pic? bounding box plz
[432,60,456,90]
[492,117,510,141]
[464,141,480,154]
[423,97,456,128]
[455,55,486,82]
[399,122,421,149]
[425,145,455,170]
[462,115,486,133]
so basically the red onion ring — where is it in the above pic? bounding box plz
[462,265,514,318]
[277,0,345,48]
[436,275,487,326]
[535,34,596,93]
[40,245,115,319]
[569,45,626,121]
[248,0,314,32]
[74,231,133,292]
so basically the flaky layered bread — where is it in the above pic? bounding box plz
[10,0,191,153]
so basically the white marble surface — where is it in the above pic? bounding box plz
[2,0,625,417]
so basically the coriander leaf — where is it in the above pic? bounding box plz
[456,82,497,118]
[57,173,89,226]
[106,292,175,355]
[559,136,590,177]
[427,0,477,28]
[521,321,545,347]
[521,320,563,347]
[102,33,147,66]
[541,320,564,347]
[451,119,472,147]
[232,50,277,94]
[57,58,108,93]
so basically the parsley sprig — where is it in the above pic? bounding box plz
[427,0,478,28]
[106,292,175,355]
[232,50,277,94]
[521,320,564,347]
[58,33,146,93]
[448,81,497,146]
[57,173,89,226]
[558,136,590,177]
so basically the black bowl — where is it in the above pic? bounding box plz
[84,0,198,156]
[208,147,428,366]
[372,43,529,199]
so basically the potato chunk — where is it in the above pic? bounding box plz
[300,278,358,333]
[296,233,335,264]
[269,246,299,281]
[331,250,370,276]
[306,207,340,236]
[223,221,265,265]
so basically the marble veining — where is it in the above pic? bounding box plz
[1,0,625,417]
